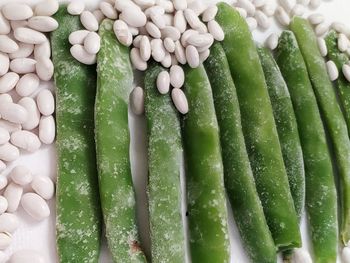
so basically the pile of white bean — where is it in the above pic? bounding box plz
[0,1,57,173]
[0,165,54,263]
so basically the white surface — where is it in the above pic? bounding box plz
[0,0,349,262]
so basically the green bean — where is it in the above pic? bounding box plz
[216,2,301,250]
[182,64,230,263]
[291,17,350,245]
[204,42,276,263]
[144,63,186,263]
[51,6,102,263]
[276,30,338,263]
[95,19,146,262]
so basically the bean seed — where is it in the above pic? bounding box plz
[16,74,39,97]
[35,0,59,16]
[0,232,11,250]
[133,35,143,48]
[80,11,99,31]
[31,175,55,200]
[146,21,161,39]
[36,89,55,116]
[173,0,187,11]
[21,193,50,221]
[100,2,118,19]
[338,34,349,52]
[278,0,295,12]
[67,1,85,15]
[0,161,5,172]
[186,45,199,68]
[150,13,166,29]
[208,20,225,41]
[0,120,21,133]
[202,6,218,22]
[9,250,45,263]
[174,40,186,64]
[184,8,201,29]
[255,10,270,29]
[14,27,46,45]
[308,13,325,25]
[332,22,350,36]
[275,7,290,27]
[199,49,210,62]
[236,7,248,18]
[261,3,275,16]
[0,11,10,35]
[18,97,40,130]
[0,72,20,93]
[2,3,33,21]
[253,0,266,8]
[69,30,90,45]
[0,127,9,145]
[28,16,58,32]
[113,20,132,47]
[130,86,145,115]
[156,0,174,13]
[181,29,198,47]
[34,39,51,59]
[161,52,172,68]
[130,48,147,71]
[151,39,166,62]
[237,0,256,16]
[140,36,151,61]
[164,37,175,53]
[315,22,329,36]
[343,64,350,83]
[326,60,339,81]
[0,196,8,214]
[9,43,34,59]
[342,247,350,263]
[291,248,312,263]
[134,0,155,9]
[0,53,9,76]
[187,33,214,48]
[84,32,101,55]
[298,0,310,5]
[11,130,41,152]
[246,17,257,31]
[170,65,185,88]
[161,26,181,41]
[120,8,147,28]
[93,10,105,24]
[265,33,279,50]
[173,11,186,34]
[0,176,7,190]
[70,44,97,65]
[145,6,165,17]
[39,115,55,144]
[310,0,321,9]
[10,20,28,31]
[187,0,207,16]
[3,183,23,212]
[115,0,141,12]
[10,58,36,74]
[171,88,188,114]
[290,4,305,17]
[163,14,174,26]
[10,166,32,186]
[196,22,208,34]
[0,101,28,124]
[0,35,18,53]
[157,71,170,94]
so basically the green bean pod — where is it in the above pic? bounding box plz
[95,19,146,262]
[216,2,301,250]
[291,17,350,245]
[144,63,186,263]
[51,6,102,263]
[276,30,338,263]
[182,64,230,263]
[204,42,276,263]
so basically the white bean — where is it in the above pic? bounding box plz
[186,45,199,68]
[16,74,40,97]
[0,94,12,104]
[236,7,248,18]
[14,27,46,45]
[31,175,55,200]
[140,36,151,61]
[187,0,207,16]
[343,64,350,83]
[0,196,8,214]
[261,3,275,17]
[115,0,141,12]
[0,11,10,35]
[0,127,10,145]
[253,0,266,8]
[3,183,22,212]
[290,4,305,17]
[171,88,188,114]
[146,22,162,39]
[21,193,50,221]
[18,97,40,130]
[69,30,90,45]
[130,86,145,115]
[0,232,11,250]
[0,120,21,133]
[128,26,139,36]
[332,22,350,36]
[275,7,290,27]
[2,3,33,21]
[326,60,339,81]
[100,2,118,19]
[187,33,214,48]
[84,32,101,55]
[67,1,85,15]
[93,10,105,24]
[9,250,45,263]
[291,248,312,263]
[34,39,51,59]
[173,0,187,11]
[174,10,187,33]
[28,16,58,32]
[170,65,185,88]
[0,176,8,191]
[157,71,170,94]
[10,20,28,31]
[208,20,225,41]
[164,38,175,53]
[80,11,99,31]
[298,0,310,5]
[130,48,147,71]
[246,17,257,31]
[199,49,210,63]
[338,34,349,53]
[0,72,20,93]
[308,13,325,25]
[161,26,181,41]
[70,44,97,65]
[181,29,198,47]
[11,130,41,152]
[10,58,36,74]
[196,22,208,34]
[133,0,155,9]
[0,52,9,76]
[39,115,55,145]
[255,10,270,29]
[156,0,174,13]
[265,33,279,50]
[120,8,147,28]
[278,0,295,12]
[0,161,6,173]
[150,13,166,30]
[9,43,34,59]
[0,35,18,54]
[342,247,350,263]
[309,0,321,9]
[161,52,172,68]
[35,0,59,16]
[174,40,186,64]
[151,39,166,62]
[113,20,133,47]
[202,6,218,22]
[36,89,55,116]
[163,14,174,26]
[133,35,143,48]
[237,0,256,16]
[315,22,329,36]
[184,8,201,29]
[10,166,32,186]
[0,103,27,125]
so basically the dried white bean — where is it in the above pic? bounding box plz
[0,94,12,104]
[151,39,166,62]
[0,53,9,76]
[174,40,186,64]
[150,13,166,30]
[0,120,21,133]
[133,35,143,48]
[275,7,290,27]
[171,88,188,114]
[84,32,101,55]
[342,246,350,263]
[100,2,118,19]
[292,248,312,263]
[310,0,321,9]
[3,183,22,212]
[18,97,40,130]
[0,11,10,35]
[0,176,7,190]
[69,30,90,45]
[0,72,20,93]
[34,39,51,59]
[35,0,59,16]
[115,0,141,12]
[187,0,207,16]
[16,74,39,97]
[338,34,349,53]
[196,22,208,34]
[14,27,46,45]
[0,196,8,214]
[9,250,45,263]
[237,0,256,16]
[146,22,161,39]
[208,20,225,41]
[343,64,350,83]
[199,49,210,62]
[93,10,105,24]
[163,14,174,26]
[174,11,187,33]
[315,22,329,36]
[255,10,270,29]
[145,6,165,17]
[261,3,275,17]
[0,233,11,250]
[278,0,295,12]
[120,9,147,28]
[202,6,218,22]
[185,45,199,68]
[130,48,147,71]
[236,7,247,18]
[161,26,181,41]
[0,127,10,145]
[21,193,50,221]
[164,37,176,53]
[70,44,97,65]
[10,20,28,31]
[157,71,170,94]
[113,20,132,47]
[253,0,266,8]
[133,0,155,9]
[290,4,305,17]
[246,17,258,31]
[170,65,185,88]
[37,89,55,116]
[161,52,172,68]
[0,35,18,54]
[39,115,55,145]
[326,60,339,81]
[184,9,201,29]
[31,175,55,200]
[298,0,310,5]
[9,43,34,59]
[10,166,32,186]
[156,0,174,13]
[173,0,187,11]
[140,36,151,61]
[308,13,324,25]
[67,1,85,15]
[80,11,99,31]
[332,22,350,36]
[0,161,6,172]
[187,33,214,48]
[181,29,199,47]
[130,86,144,115]
[2,3,33,21]
[11,130,41,152]
[28,16,58,32]
[10,58,36,74]
[265,33,279,50]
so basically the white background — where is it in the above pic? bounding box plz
[1,0,350,262]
